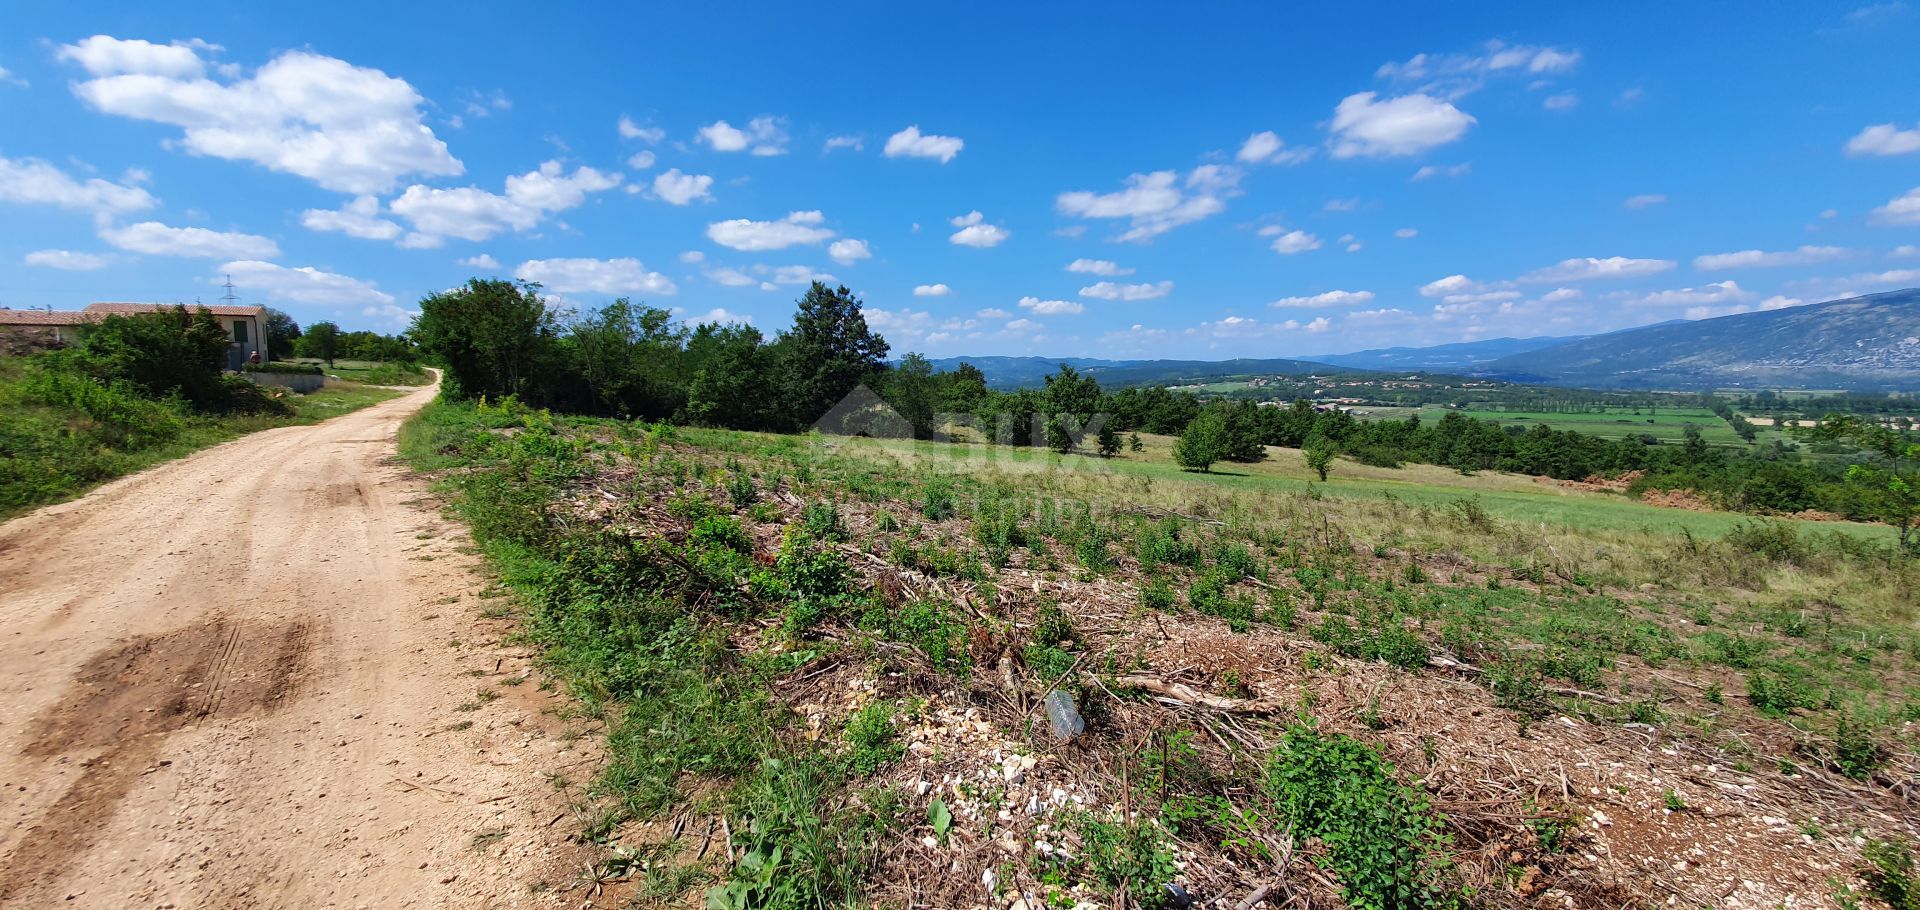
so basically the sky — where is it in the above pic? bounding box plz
[2,2,1919,359]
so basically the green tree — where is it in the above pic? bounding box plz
[410,279,559,401]
[73,305,233,410]
[1128,431,1144,453]
[883,352,938,438]
[1097,423,1123,458]
[302,321,342,368]
[1304,439,1336,481]
[1174,410,1228,473]
[684,323,773,429]
[776,283,890,430]
[1803,415,1919,553]
[566,299,686,418]
[262,308,300,361]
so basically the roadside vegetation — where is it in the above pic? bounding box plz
[400,279,1917,909]
[0,305,410,519]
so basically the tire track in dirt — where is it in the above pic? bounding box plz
[0,383,593,908]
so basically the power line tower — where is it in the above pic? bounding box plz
[220,274,239,307]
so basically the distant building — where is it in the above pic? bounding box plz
[0,302,268,368]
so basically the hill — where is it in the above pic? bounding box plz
[924,355,1361,389]
[922,356,1131,388]
[1484,289,1920,390]
[1308,334,1585,371]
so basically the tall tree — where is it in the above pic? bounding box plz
[567,299,686,418]
[883,352,939,438]
[410,279,558,401]
[775,283,890,430]
[302,321,342,368]
[262,308,300,361]
[1174,410,1228,473]
[684,323,774,430]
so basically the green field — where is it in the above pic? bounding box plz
[1363,404,1760,445]
[289,358,434,386]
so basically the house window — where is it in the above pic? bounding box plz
[232,320,248,343]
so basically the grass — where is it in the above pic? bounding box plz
[400,398,1920,909]
[1365,404,1749,446]
[0,354,405,520]
[292,358,433,386]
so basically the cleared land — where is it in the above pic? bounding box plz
[0,384,587,908]
[408,400,1919,910]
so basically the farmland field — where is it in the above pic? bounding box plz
[1364,404,1760,446]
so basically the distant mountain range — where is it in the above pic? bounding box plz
[922,289,1920,392]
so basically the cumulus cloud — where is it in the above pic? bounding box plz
[1078,280,1173,301]
[948,210,1011,248]
[913,283,953,297]
[686,307,750,326]
[1329,92,1476,158]
[626,150,656,170]
[823,135,864,152]
[1542,92,1579,111]
[102,221,280,259]
[514,257,676,296]
[221,259,394,307]
[24,249,109,270]
[1623,194,1667,209]
[698,116,787,155]
[1066,258,1132,276]
[617,116,663,143]
[1264,228,1322,255]
[652,168,714,205]
[0,155,157,216]
[706,211,835,251]
[976,308,1012,319]
[1394,227,1419,238]
[62,37,460,194]
[385,160,621,245]
[1056,167,1239,242]
[1870,186,1920,226]
[457,253,501,270]
[760,264,835,286]
[828,238,871,265]
[301,194,402,240]
[1518,256,1675,283]
[883,125,964,163]
[704,267,757,287]
[1692,245,1850,270]
[1620,280,1753,310]
[1017,296,1085,315]
[1846,122,1920,157]
[1236,130,1313,165]
[1270,289,1375,308]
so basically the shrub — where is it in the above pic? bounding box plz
[844,702,902,775]
[1264,724,1457,910]
[1140,577,1177,612]
[801,501,848,541]
[1724,519,1809,566]
[1746,671,1819,716]
[1072,812,1180,909]
[1313,612,1430,670]
[242,361,324,375]
[1862,838,1920,910]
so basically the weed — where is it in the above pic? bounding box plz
[844,701,903,775]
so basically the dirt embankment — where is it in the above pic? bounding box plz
[0,384,589,908]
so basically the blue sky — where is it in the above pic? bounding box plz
[2,2,1919,358]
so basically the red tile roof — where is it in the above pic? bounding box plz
[85,302,265,317]
[0,309,90,326]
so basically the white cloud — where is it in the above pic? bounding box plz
[1623,194,1666,209]
[1377,42,1581,97]
[948,210,1011,248]
[704,267,756,287]
[617,116,663,143]
[0,65,20,87]
[1018,296,1085,315]
[823,135,864,152]
[1846,122,1920,157]
[1236,130,1313,165]
[1692,245,1851,270]
[1893,244,1920,258]
[1870,186,1920,225]
[626,150,656,170]
[1004,318,1042,332]
[390,186,536,242]
[57,36,210,78]
[761,264,835,286]
[865,307,937,340]
[1542,92,1579,111]
[679,250,705,264]
[828,238,871,265]
[1066,258,1132,276]
[1328,92,1476,158]
[1518,256,1675,283]
[1411,163,1471,181]
[1079,280,1173,301]
[1760,295,1802,311]
[221,259,394,307]
[687,307,750,326]
[652,168,715,205]
[697,116,787,155]
[102,221,280,259]
[0,155,157,216]
[24,249,109,270]
[301,194,402,240]
[706,211,835,251]
[64,39,460,194]
[912,283,953,297]
[514,257,676,296]
[1621,280,1753,309]
[1270,289,1375,308]
[504,161,620,210]
[883,125,964,163]
[457,253,501,270]
[1394,227,1419,239]
[976,307,1012,319]
[1266,229,1322,255]
[1056,166,1239,242]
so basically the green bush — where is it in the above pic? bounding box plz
[1863,838,1920,910]
[243,361,324,375]
[1264,724,1457,910]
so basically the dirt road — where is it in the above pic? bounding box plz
[0,384,588,908]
